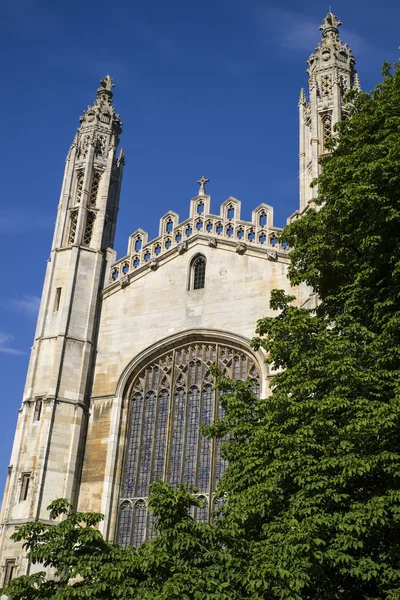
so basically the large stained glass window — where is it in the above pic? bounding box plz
[117,342,260,547]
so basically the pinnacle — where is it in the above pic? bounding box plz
[353,72,361,91]
[298,88,307,106]
[319,11,342,37]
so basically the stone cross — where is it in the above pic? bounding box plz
[197,176,209,195]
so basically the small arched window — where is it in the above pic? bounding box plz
[191,256,206,290]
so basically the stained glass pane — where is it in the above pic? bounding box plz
[146,510,156,541]
[215,396,228,482]
[133,501,146,547]
[198,385,213,492]
[123,393,143,497]
[169,389,186,486]
[152,391,169,481]
[117,501,133,547]
[196,496,208,523]
[183,387,200,486]
[136,392,156,497]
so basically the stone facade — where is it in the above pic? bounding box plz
[0,13,359,579]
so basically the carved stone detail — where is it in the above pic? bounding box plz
[267,249,278,261]
[120,274,129,288]
[149,259,159,271]
[235,242,247,255]
[177,241,188,254]
[208,237,218,248]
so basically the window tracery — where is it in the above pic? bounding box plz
[84,211,96,246]
[89,172,101,206]
[68,211,78,245]
[75,171,84,204]
[321,112,332,148]
[117,342,260,547]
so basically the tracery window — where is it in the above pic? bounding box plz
[321,112,332,149]
[89,172,101,206]
[84,211,96,246]
[191,255,206,290]
[75,171,84,205]
[68,210,78,245]
[117,342,260,547]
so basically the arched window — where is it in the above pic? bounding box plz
[191,255,206,290]
[117,342,260,547]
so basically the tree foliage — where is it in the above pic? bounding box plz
[3,61,400,599]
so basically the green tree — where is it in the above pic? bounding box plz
[0,484,235,600]
[204,60,400,599]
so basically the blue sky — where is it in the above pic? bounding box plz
[0,0,399,496]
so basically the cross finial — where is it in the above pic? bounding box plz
[197,176,209,195]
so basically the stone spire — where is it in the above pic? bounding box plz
[78,75,122,143]
[298,12,360,213]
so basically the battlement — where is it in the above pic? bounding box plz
[106,192,288,288]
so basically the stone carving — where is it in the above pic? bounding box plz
[267,249,278,261]
[235,242,247,255]
[208,237,218,248]
[120,274,129,288]
[149,259,159,271]
[177,241,188,254]
[319,11,342,37]
[99,75,115,92]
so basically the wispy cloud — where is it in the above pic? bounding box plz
[0,212,53,234]
[221,57,255,78]
[7,295,41,317]
[0,332,25,356]
[254,4,373,57]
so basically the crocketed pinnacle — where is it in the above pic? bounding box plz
[298,88,307,106]
[319,11,342,39]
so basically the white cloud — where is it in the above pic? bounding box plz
[254,4,373,56]
[0,332,25,356]
[8,295,41,317]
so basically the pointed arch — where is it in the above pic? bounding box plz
[114,331,263,547]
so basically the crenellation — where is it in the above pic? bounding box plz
[108,195,287,287]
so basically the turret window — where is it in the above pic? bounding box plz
[84,211,96,246]
[69,211,78,245]
[191,255,206,290]
[321,113,332,149]
[19,473,31,502]
[75,171,84,205]
[33,398,43,421]
[89,172,101,206]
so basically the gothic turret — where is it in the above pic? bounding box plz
[53,76,124,252]
[0,78,124,578]
[299,13,360,211]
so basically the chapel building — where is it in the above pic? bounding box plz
[0,12,359,582]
